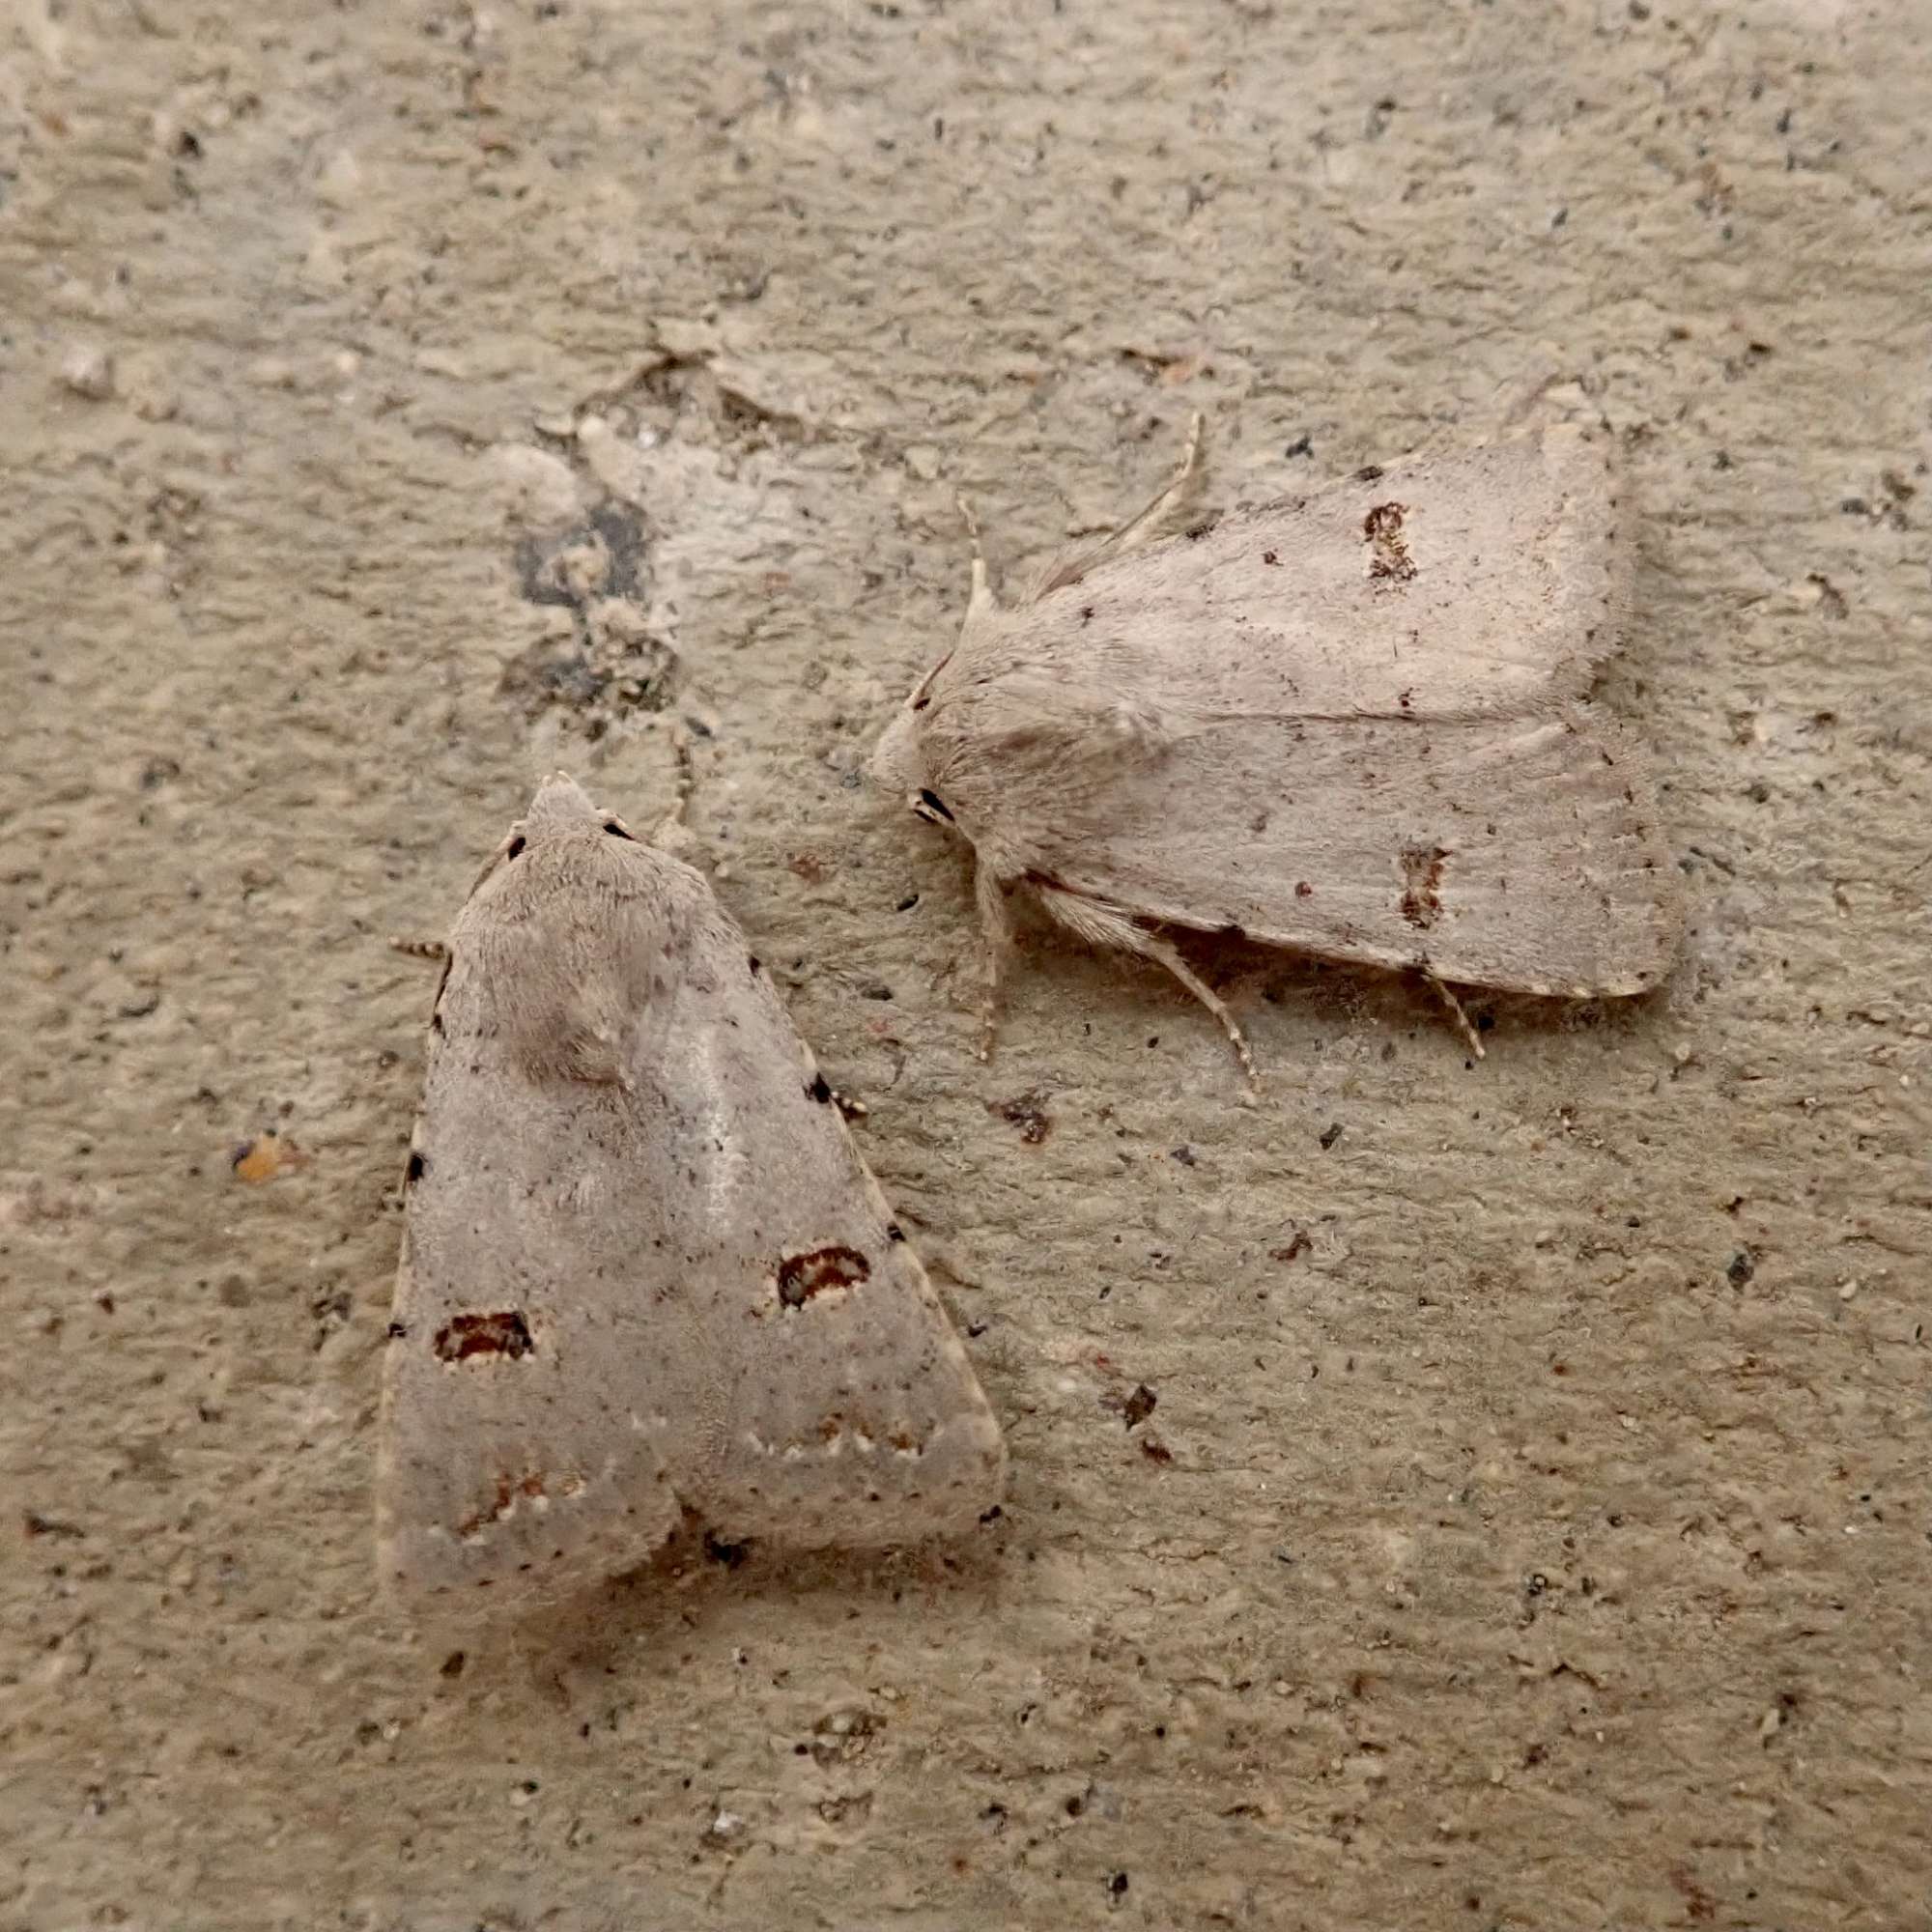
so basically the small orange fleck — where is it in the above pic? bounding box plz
[230,1132,306,1184]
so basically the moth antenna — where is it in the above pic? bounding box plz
[1426,972,1486,1061]
[389,937,450,963]
[1035,411,1207,597]
[956,489,998,620]
[1114,408,1205,547]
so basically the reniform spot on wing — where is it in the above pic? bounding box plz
[776,1246,871,1309]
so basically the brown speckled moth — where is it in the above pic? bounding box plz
[869,421,1683,1080]
[377,776,1004,1611]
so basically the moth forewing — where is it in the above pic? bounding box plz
[378,775,1005,1612]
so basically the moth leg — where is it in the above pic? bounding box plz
[974,863,1015,1061]
[1032,882,1259,1091]
[1425,971,1487,1061]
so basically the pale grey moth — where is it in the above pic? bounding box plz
[377,775,1005,1608]
[869,422,1683,1077]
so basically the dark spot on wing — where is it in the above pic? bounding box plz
[1399,844,1447,929]
[603,818,636,839]
[748,954,762,976]
[1262,550,1279,566]
[916,789,954,824]
[434,1311,535,1362]
[454,1469,551,1539]
[807,1071,835,1105]
[777,1245,871,1308]
[1354,464,1385,483]
[505,836,526,860]
[1363,501,1416,584]
[1295,880,1314,897]
[1080,606,1095,624]
[405,1150,428,1184]
[886,1222,906,1242]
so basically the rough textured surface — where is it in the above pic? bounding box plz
[2,1,1927,1926]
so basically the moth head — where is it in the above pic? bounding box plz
[523,772,604,837]
[867,653,954,828]
[520,772,639,840]
[869,718,959,832]
[867,705,923,796]
[477,772,642,888]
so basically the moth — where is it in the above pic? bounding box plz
[869,422,1682,1075]
[377,775,1005,1608]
